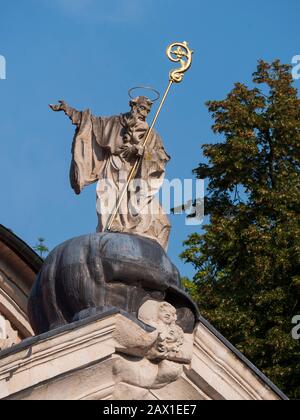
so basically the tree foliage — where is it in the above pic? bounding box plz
[182,60,300,399]
[33,237,49,259]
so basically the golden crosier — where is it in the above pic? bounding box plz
[167,41,194,83]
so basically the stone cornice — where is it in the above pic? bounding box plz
[0,225,43,274]
[0,312,286,400]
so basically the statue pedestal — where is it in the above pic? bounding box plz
[28,232,198,335]
[0,311,283,400]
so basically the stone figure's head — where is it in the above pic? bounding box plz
[152,323,185,359]
[129,96,153,122]
[158,302,177,326]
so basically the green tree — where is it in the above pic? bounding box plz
[33,237,49,259]
[182,60,300,399]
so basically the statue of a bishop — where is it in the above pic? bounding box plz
[50,96,171,250]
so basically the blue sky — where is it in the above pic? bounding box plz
[0,0,299,278]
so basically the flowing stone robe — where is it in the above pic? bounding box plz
[64,105,171,250]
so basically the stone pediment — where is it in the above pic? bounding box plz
[0,227,288,400]
[0,311,287,400]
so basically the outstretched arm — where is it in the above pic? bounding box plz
[49,100,82,126]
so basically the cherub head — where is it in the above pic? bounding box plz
[157,302,177,326]
[156,323,185,356]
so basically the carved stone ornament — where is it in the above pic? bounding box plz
[112,300,194,399]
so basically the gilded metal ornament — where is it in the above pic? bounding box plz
[167,41,194,83]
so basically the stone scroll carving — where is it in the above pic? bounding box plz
[113,301,194,400]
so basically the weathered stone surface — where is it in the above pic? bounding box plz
[0,315,20,351]
[138,301,194,364]
[28,232,199,335]
[0,312,286,400]
[113,358,184,395]
[112,301,194,398]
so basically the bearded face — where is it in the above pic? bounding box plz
[123,97,152,144]
[131,102,151,122]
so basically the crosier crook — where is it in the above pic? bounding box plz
[105,41,194,232]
